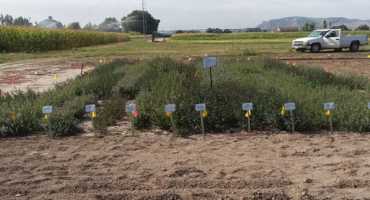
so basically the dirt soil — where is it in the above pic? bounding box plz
[278,51,370,78]
[0,58,95,94]
[2,121,370,200]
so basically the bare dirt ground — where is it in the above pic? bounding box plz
[0,58,95,94]
[2,123,370,200]
[278,51,370,78]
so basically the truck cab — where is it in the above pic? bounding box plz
[292,29,368,53]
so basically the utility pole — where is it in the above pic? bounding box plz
[142,0,146,35]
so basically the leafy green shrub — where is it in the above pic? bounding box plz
[0,90,42,137]
[47,95,93,137]
[127,58,201,134]
[263,58,369,90]
[241,48,258,56]
[93,96,126,133]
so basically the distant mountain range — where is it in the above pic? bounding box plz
[257,17,370,30]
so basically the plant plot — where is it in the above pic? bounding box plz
[1,57,369,138]
[0,59,129,137]
[120,57,370,134]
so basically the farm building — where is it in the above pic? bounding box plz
[38,16,63,29]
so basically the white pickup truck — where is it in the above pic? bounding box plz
[292,29,368,53]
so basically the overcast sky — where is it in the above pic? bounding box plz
[1,0,370,30]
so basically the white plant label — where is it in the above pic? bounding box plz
[368,102,370,109]
[203,57,217,69]
[126,101,137,113]
[242,103,254,111]
[85,104,96,113]
[324,102,336,110]
[195,104,206,112]
[284,102,296,111]
[165,104,176,113]
[42,106,53,114]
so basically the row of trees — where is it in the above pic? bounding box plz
[0,11,160,34]
[206,28,232,33]
[302,20,370,31]
[0,14,32,26]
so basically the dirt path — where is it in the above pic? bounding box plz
[0,58,95,94]
[1,124,370,200]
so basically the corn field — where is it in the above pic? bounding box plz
[0,26,130,52]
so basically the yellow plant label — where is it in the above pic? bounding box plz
[165,112,172,118]
[280,106,286,116]
[91,112,97,119]
[202,111,208,118]
[245,111,252,119]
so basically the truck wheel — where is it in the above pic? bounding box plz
[350,42,359,52]
[310,44,321,53]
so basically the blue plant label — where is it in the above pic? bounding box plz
[284,102,296,111]
[324,102,336,110]
[195,104,206,112]
[125,101,137,113]
[42,106,53,114]
[242,103,254,111]
[85,104,96,113]
[203,57,217,69]
[165,104,176,113]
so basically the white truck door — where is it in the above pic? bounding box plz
[323,30,341,49]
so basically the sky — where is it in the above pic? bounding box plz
[1,0,370,30]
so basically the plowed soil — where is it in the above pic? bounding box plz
[2,126,370,199]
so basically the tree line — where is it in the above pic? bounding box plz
[302,20,370,31]
[0,11,161,34]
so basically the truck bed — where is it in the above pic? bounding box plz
[341,35,368,47]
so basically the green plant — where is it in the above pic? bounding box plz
[47,95,93,137]
[93,96,126,133]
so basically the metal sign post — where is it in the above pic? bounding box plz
[165,104,177,134]
[284,102,296,133]
[126,101,138,135]
[324,102,336,134]
[42,106,53,137]
[195,104,207,137]
[203,56,217,89]
[242,103,254,132]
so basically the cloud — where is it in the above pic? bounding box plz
[0,0,369,30]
